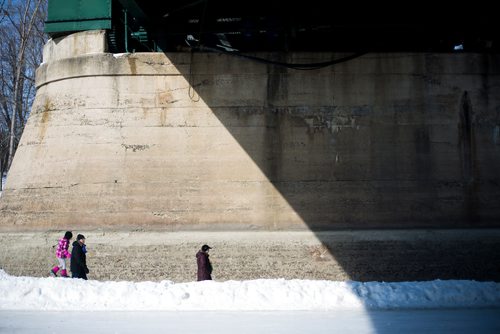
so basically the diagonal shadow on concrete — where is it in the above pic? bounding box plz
[174,51,500,283]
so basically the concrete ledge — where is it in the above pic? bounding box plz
[42,30,108,63]
[36,51,500,89]
[36,53,186,88]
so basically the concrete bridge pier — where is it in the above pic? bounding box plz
[0,30,499,282]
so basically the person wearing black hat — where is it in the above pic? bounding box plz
[70,234,89,280]
[196,244,213,281]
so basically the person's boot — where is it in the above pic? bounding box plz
[50,266,59,277]
[60,269,69,277]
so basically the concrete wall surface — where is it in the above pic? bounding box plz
[2,30,500,231]
[0,31,499,281]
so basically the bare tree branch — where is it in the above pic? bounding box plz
[0,0,46,171]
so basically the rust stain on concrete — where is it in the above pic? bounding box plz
[38,99,53,142]
[127,57,137,75]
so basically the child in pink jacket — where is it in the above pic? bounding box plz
[50,231,73,277]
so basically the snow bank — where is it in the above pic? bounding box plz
[1,270,499,311]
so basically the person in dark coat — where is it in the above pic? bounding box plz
[71,234,89,280]
[196,244,213,281]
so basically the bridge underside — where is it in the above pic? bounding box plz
[44,0,500,53]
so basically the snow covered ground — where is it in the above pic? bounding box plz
[1,270,499,333]
[1,269,499,311]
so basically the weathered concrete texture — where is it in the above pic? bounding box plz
[41,30,107,63]
[0,230,498,282]
[1,30,500,232]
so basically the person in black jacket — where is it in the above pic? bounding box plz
[196,244,213,281]
[70,234,89,280]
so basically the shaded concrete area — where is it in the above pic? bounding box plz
[186,51,500,229]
